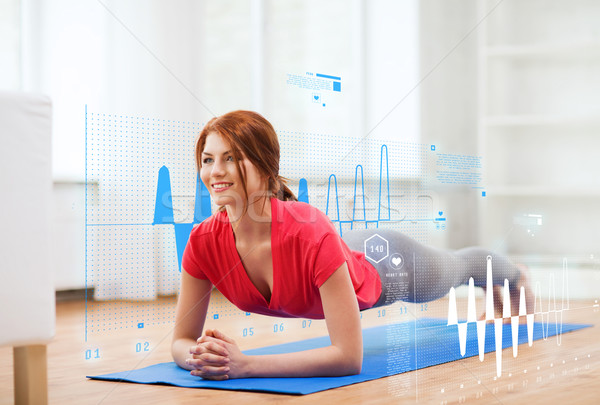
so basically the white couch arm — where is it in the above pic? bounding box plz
[0,91,55,405]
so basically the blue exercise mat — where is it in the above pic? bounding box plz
[87,319,590,395]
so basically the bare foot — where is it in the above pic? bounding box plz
[511,263,535,316]
[479,264,535,322]
[478,285,504,322]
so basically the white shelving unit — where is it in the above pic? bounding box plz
[477,0,600,266]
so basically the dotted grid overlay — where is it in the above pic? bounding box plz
[383,255,468,398]
[86,112,436,335]
[86,112,201,334]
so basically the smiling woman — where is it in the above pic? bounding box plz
[171,111,366,379]
[170,110,533,381]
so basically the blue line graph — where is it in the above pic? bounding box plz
[150,143,446,267]
[87,141,441,278]
[324,145,408,235]
[150,145,395,268]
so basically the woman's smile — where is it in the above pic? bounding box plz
[212,182,233,192]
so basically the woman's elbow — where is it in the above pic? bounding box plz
[346,361,362,376]
[171,338,192,370]
[342,359,362,376]
[340,350,363,376]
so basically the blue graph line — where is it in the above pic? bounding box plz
[152,142,396,269]
[148,142,436,271]
[378,144,391,221]
[152,165,212,271]
[298,178,309,204]
[325,174,342,234]
[352,165,366,229]
[153,166,174,225]
[194,172,212,222]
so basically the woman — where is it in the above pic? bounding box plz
[171,110,532,380]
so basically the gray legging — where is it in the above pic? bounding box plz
[341,229,521,307]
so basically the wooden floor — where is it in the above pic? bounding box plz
[1,293,599,404]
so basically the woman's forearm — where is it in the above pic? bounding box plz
[243,344,362,378]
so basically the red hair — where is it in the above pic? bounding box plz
[196,110,297,210]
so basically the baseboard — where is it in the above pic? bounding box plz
[55,288,94,302]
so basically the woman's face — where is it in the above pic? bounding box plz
[200,132,266,212]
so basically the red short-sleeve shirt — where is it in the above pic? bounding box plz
[182,198,381,319]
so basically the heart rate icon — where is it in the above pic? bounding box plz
[389,253,404,270]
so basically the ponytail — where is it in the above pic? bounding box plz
[274,176,297,202]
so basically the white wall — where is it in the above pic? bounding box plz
[10,0,420,290]
[21,0,109,181]
[0,0,20,89]
[419,0,480,249]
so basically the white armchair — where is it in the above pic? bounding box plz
[0,91,55,404]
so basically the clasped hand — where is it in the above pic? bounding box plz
[187,329,246,380]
